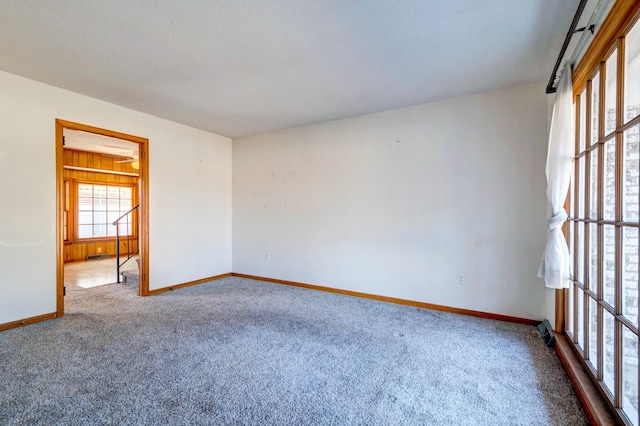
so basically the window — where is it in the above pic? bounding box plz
[77,183,134,238]
[63,180,70,241]
[568,9,640,426]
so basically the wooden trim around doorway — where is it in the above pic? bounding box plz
[55,119,150,317]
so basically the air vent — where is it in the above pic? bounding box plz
[87,254,110,260]
[538,320,556,347]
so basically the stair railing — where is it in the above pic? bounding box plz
[113,204,139,283]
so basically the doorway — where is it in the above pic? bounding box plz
[55,119,149,316]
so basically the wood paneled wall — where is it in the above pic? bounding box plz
[62,149,138,182]
[63,149,139,262]
[65,239,138,263]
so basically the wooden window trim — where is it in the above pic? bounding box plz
[74,181,138,241]
[562,2,640,424]
[573,0,640,95]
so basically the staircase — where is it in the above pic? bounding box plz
[120,258,140,286]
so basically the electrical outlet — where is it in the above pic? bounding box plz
[265,252,270,261]
[97,247,102,253]
[457,274,465,285]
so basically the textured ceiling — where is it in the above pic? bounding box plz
[64,129,138,158]
[0,0,578,138]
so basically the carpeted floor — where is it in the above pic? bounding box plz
[0,277,587,425]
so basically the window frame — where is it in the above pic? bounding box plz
[74,181,137,241]
[566,3,640,425]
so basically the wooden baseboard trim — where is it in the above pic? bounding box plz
[231,273,540,326]
[0,273,537,331]
[148,273,232,295]
[554,333,618,425]
[0,312,58,332]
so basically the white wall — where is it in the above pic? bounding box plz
[233,83,549,320]
[0,70,549,324]
[0,70,232,324]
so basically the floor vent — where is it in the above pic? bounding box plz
[87,254,111,260]
[538,319,555,347]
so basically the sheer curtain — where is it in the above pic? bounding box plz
[538,67,574,289]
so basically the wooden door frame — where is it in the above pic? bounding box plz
[55,119,150,316]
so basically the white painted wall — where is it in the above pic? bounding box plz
[0,70,549,324]
[0,70,232,324]
[233,83,549,320]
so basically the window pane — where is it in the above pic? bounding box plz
[567,283,574,336]
[625,125,640,222]
[578,221,585,284]
[603,310,616,394]
[93,224,107,238]
[605,49,617,136]
[78,184,92,197]
[588,297,598,368]
[107,224,117,237]
[94,211,107,224]
[592,73,600,145]
[589,223,598,291]
[107,211,120,224]
[623,227,639,328]
[78,225,92,239]
[78,211,92,225]
[579,89,587,152]
[120,186,133,199]
[603,140,616,221]
[622,325,639,426]
[569,220,576,279]
[121,199,132,212]
[78,198,92,211]
[579,156,587,217]
[93,198,107,210]
[625,21,640,123]
[93,185,106,198]
[570,163,576,218]
[108,198,119,211]
[107,186,119,198]
[118,223,131,236]
[590,149,599,219]
[577,287,585,350]
[603,225,616,306]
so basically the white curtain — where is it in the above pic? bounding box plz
[538,67,574,289]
